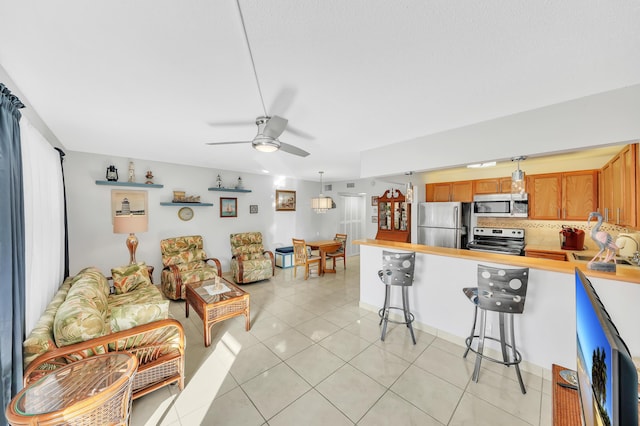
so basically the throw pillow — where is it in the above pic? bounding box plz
[111,262,152,295]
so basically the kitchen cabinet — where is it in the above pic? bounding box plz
[600,144,636,227]
[528,170,598,220]
[473,177,513,194]
[425,181,473,202]
[376,189,411,243]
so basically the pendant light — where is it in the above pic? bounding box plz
[311,171,332,213]
[511,156,527,194]
[405,171,414,203]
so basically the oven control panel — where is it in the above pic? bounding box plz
[472,227,525,238]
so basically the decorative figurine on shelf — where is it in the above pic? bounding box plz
[216,174,223,188]
[128,161,135,183]
[145,170,154,185]
[236,176,243,189]
[106,165,118,181]
[587,211,619,272]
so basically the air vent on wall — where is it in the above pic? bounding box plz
[324,184,332,191]
[346,182,355,188]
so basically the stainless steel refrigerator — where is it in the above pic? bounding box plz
[417,202,471,248]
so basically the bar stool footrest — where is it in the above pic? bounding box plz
[378,306,415,326]
[464,334,523,367]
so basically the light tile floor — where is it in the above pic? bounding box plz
[131,257,552,425]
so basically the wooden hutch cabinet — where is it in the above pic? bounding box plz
[376,189,411,243]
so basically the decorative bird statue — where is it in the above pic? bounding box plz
[587,212,619,267]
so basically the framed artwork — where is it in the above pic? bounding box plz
[220,197,237,217]
[275,190,296,211]
[111,189,148,223]
[371,196,378,206]
[249,204,258,214]
[372,215,378,223]
[372,206,378,214]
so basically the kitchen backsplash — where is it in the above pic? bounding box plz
[477,218,629,248]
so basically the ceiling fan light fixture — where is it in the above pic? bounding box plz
[252,136,280,153]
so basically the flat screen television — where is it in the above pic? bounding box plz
[575,267,638,426]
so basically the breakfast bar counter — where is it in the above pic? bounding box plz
[354,239,640,378]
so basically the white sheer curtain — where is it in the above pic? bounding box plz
[20,116,65,334]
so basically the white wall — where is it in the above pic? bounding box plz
[64,151,402,280]
[361,84,640,178]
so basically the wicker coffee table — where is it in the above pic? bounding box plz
[185,277,250,346]
[6,353,137,426]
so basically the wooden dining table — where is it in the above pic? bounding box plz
[307,240,342,274]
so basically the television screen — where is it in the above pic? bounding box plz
[575,268,638,426]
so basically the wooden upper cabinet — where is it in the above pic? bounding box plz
[474,179,500,194]
[528,170,598,220]
[451,181,473,202]
[562,170,598,220]
[528,173,562,219]
[425,181,473,202]
[474,177,513,194]
[433,183,452,202]
[600,144,637,227]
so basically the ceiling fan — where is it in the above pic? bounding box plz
[206,1,311,157]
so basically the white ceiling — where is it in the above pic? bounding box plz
[1,0,639,182]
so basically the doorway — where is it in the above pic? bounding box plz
[338,194,366,256]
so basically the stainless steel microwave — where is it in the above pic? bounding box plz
[473,193,528,218]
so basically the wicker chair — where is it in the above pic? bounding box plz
[160,235,222,300]
[327,233,347,270]
[230,232,275,284]
[292,238,321,280]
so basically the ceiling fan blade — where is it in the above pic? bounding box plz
[206,141,252,146]
[285,125,315,140]
[207,120,254,127]
[279,142,310,157]
[269,87,297,116]
[263,115,288,139]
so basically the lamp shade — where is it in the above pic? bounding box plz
[311,196,332,213]
[113,214,148,234]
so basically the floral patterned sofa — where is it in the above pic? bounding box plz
[230,232,275,284]
[22,264,185,400]
[160,235,222,300]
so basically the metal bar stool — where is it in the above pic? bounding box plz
[462,264,529,394]
[378,250,416,344]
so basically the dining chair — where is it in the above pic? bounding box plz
[327,233,347,270]
[292,238,321,280]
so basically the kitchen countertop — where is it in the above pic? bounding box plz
[354,239,640,284]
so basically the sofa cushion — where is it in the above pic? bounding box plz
[111,262,152,295]
[108,281,164,307]
[66,272,109,313]
[53,296,108,347]
[23,277,74,368]
[110,300,170,332]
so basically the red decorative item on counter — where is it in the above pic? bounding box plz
[559,226,585,250]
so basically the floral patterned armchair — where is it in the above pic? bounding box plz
[160,235,221,300]
[230,232,275,284]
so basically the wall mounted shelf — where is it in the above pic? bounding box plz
[160,202,213,207]
[96,180,163,188]
[208,187,252,193]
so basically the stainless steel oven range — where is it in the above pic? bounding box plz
[467,227,525,256]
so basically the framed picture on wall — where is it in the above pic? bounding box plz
[275,190,296,211]
[111,189,148,223]
[371,196,378,206]
[220,197,237,217]
[249,204,258,214]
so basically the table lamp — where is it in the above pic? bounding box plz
[113,214,148,264]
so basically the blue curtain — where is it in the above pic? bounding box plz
[0,83,25,424]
